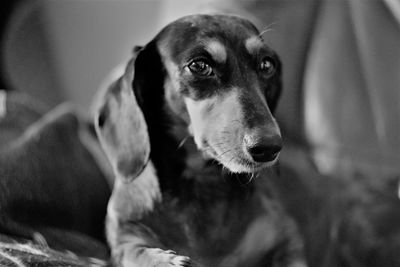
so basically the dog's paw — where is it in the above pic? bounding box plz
[148,248,191,267]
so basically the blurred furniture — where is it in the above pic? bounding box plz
[0,91,110,265]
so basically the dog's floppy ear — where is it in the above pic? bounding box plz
[132,41,165,124]
[93,57,150,183]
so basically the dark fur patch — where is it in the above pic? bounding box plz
[133,41,187,194]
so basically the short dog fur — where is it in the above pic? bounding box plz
[95,14,307,267]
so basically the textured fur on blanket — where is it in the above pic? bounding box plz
[0,233,106,266]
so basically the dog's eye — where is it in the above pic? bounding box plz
[260,57,275,76]
[188,60,213,76]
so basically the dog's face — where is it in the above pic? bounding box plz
[135,15,282,174]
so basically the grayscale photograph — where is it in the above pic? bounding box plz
[0,0,399,266]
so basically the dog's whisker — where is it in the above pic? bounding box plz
[258,22,277,38]
[258,28,274,37]
[177,135,190,149]
[217,149,232,158]
[243,173,254,186]
[213,142,227,148]
[227,155,236,165]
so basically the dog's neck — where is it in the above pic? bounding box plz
[145,104,255,198]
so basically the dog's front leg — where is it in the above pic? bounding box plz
[108,220,191,267]
[120,246,191,267]
[107,212,191,267]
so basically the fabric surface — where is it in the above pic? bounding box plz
[0,91,110,265]
[0,90,46,148]
[0,234,106,267]
[304,0,400,175]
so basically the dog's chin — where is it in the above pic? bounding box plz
[202,146,279,174]
[221,157,278,174]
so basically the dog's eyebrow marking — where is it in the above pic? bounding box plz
[245,36,264,55]
[204,40,227,63]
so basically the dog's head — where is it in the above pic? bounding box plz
[134,14,282,174]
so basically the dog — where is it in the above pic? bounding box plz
[94,14,307,267]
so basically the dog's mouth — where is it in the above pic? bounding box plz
[202,142,279,174]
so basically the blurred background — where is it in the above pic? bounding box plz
[1,0,400,266]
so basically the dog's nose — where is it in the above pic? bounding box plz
[244,134,282,163]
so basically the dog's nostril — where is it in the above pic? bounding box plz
[247,144,281,163]
[248,146,266,156]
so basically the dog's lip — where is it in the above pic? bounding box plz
[226,157,271,174]
[239,158,270,172]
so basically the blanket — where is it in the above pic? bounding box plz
[0,91,111,265]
